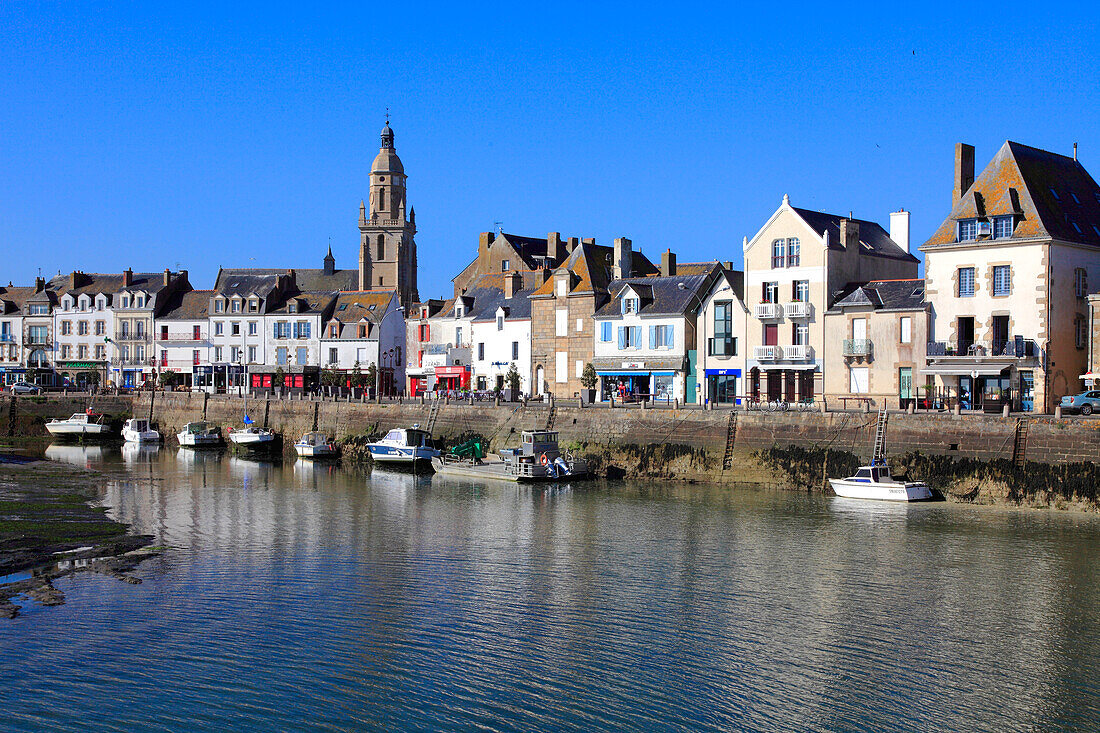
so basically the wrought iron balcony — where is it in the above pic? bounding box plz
[926,338,1037,359]
[753,345,780,361]
[843,339,874,358]
[754,303,783,320]
[783,301,813,319]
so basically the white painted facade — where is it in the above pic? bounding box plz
[694,271,749,405]
[470,309,531,392]
[53,291,114,377]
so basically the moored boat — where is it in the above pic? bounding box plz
[365,426,439,466]
[45,412,111,437]
[177,421,222,447]
[229,425,277,448]
[295,431,337,458]
[829,464,932,502]
[122,418,161,443]
[433,429,588,483]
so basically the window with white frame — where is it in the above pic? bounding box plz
[994,216,1014,239]
[957,219,978,241]
[618,326,641,349]
[793,322,809,345]
[622,297,639,314]
[95,320,105,335]
[248,322,257,336]
[328,348,338,365]
[555,279,568,297]
[900,316,912,344]
[793,280,809,302]
[575,360,583,379]
[992,265,1011,296]
[762,282,779,303]
[957,267,976,297]
[651,324,674,349]
[214,322,224,336]
[248,346,257,362]
[231,299,241,313]
[786,238,800,267]
[555,351,567,382]
[771,239,785,268]
[231,322,240,336]
[214,346,222,362]
[576,318,583,332]
[214,299,224,313]
[455,327,463,345]
[497,315,504,331]
[501,259,510,272]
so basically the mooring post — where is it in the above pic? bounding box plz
[1055,405,1063,419]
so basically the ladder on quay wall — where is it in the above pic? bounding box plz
[871,408,889,465]
[6,396,14,436]
[722,411,738,471]
[545,401,557,431]
[426,398,441,435]
[1012,417,1030,468]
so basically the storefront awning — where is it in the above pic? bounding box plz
[1081,372,1100,381]
[924,364,1010,377]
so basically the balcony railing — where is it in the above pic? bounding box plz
[843,339,874,358]
[783,344,814,361]
[707,337,736,357]
[0,334,15,343]
[754,303,782,320]
[926,338,1037,358]
[783,301,813,319]
[753,345,779,360]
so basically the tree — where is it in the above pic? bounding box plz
[350,361,364,388]
[364,362,378,389]
[580,362,598,390]
[159,370,178,389]
[320,367,340,386]
[505,363,522,397]
[273,366,285,389]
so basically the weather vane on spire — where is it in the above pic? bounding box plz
[385,107,390,124]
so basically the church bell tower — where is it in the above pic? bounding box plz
[358,121,419,308]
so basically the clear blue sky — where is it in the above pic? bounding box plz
[2,3,1098,298]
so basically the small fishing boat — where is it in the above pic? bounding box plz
[829,463,932,502]
[433,429,588,483]
[177,421,222,447]
[45,411,111,437]
[295,431,337,458]
[830,408,931,502]
[229,425,276,448]
[122,418,161,443]
[365,425,439,466]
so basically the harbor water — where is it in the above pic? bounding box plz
[3,444,1100,732]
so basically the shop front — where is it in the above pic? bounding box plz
[57,361,106,390]
[249,365,320,395]
[748,367,817,402]
[434,365,470,392]
[594,357,684,403]
[193,364,247,394]
[923,363,1026,411]
[704,368,741,405]
[0,367,29,387]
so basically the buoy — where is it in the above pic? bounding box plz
[539,453,550,466]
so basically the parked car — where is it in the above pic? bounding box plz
[1060,390,1100,415]
[9,381,42,395]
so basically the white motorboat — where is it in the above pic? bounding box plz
[122,418,161,443]
[295,431,337,458]
[365,426,439,465]
[829,463,932,502]
[45,412,111,437]
[177,421,222,447]
[229,425,276,447]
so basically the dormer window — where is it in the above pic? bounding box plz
[249,298,259,313]
[497,315,504,331]
[993,216,1014,239]
[957,219,978,241]
[455,305,464,318]
[62,299,70,311]
[121,296,130,309]
[231,298,242,313]
[622,297,639,314]
[288,302,298,314]
[329,324,339,338]
[135,295,145,308]
[555,278,568,297]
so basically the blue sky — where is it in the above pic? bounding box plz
[2,3,1098,298]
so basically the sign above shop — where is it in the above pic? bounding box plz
[622,361,645,369]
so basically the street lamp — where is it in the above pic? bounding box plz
[372,305,405,400]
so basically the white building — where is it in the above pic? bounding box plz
[694,269,748,405]
[155,290,212,389]
[0,284,34,386]
[469,272,533,394]
[320,290,405,394]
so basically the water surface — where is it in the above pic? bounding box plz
[4,445,1100,732]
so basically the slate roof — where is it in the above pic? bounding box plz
[48,271,181,298]
[0,285,38,315]
[531,243,659,299]
[267,290,336,316]
[792,208,918,263]
[213,271,283,299]
[160,290,213,320]
[827,279,927,313]
[216,267,358,293]
[923,141,1100,248]
[326,291,396,325]
[594,263,722,318]
[465,280,535,322]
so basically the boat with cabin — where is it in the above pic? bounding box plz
[365,426,439,466]
[295,432,338,458]
[432,429,588,483]
[229,425,277,448]
[177,421,222,447]
[122,418,161,443]
[829,409,932,502]
[45,411,112,437]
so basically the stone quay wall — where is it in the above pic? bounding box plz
[137,392,1100,486]
[4,393,134,436]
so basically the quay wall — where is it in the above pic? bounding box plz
[3,393,134,436]
[137,392,1100,486]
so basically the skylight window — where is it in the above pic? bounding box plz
[1070,191,1081,204]
[338,304,348,311]
[1050,187,1060,201]
[368,304,376,311]
[1072,221,1083,234]
[1092,225,1100,238]
[912,288,925,299]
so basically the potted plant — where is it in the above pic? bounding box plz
[580,362,598,404]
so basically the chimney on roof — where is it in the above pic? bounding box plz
[69,271,79,290]
[34,276,45,293]
[478,232,495,267]
[567,237,578,254]
[660,250,677,277]
[581,237,595,246]
[163,268,172,286]
[613,237,633,279]
[890,209,911,253]
[122,268,133,287]
[954,143,975,204]
[1074,142,1078,161]
[548,232,563,262]
[505,271,522,299]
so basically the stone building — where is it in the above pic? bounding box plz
[452,232,573,297]
[743,196,919,402]
[358,122,419,310]
[921,141,1100,412]
[529,237,658,397]
[823,279,930,408]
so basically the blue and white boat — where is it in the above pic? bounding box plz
[829,463,932,502]
[365,426,439,466]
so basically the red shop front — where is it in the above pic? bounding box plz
[434,365,470,391]
[409,376,427,396]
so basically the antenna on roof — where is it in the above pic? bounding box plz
[493,221,503,233]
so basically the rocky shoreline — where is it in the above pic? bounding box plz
[0,458,157,619]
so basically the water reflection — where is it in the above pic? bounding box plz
[120,443,160,465]
[5,449,1100,732]
[43,443,105,468]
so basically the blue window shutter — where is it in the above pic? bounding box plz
[273,323,279,338]
[665,325,674,347]
[649,325,657,348]
[602,322,611,342]
[618,327,626,349]
[304,322,311,338]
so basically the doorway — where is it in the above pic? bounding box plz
[957,317,975,354]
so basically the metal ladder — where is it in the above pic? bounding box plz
[545,401,557,431]
[722,411,737,470]
[871,408,889,465]
[1012,417,1029,468]
[6,395,14,436]
[426,398,441,434]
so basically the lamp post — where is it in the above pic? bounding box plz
[372,304,405,401]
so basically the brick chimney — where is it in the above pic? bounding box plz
[613,237,633,279]
[567,237,578,254]
[35,276,45,293]
[478,232,495,266]
[163,268,172,286]
[505,271,522,299]
[581,237,595,246]
[122,268,133,287]
[954,143,975,204]
[547,232,564,263]
[660,250,677,277]
[839,218,860,250]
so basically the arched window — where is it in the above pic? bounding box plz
[378,186,385,211]
[376,235,384,261]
